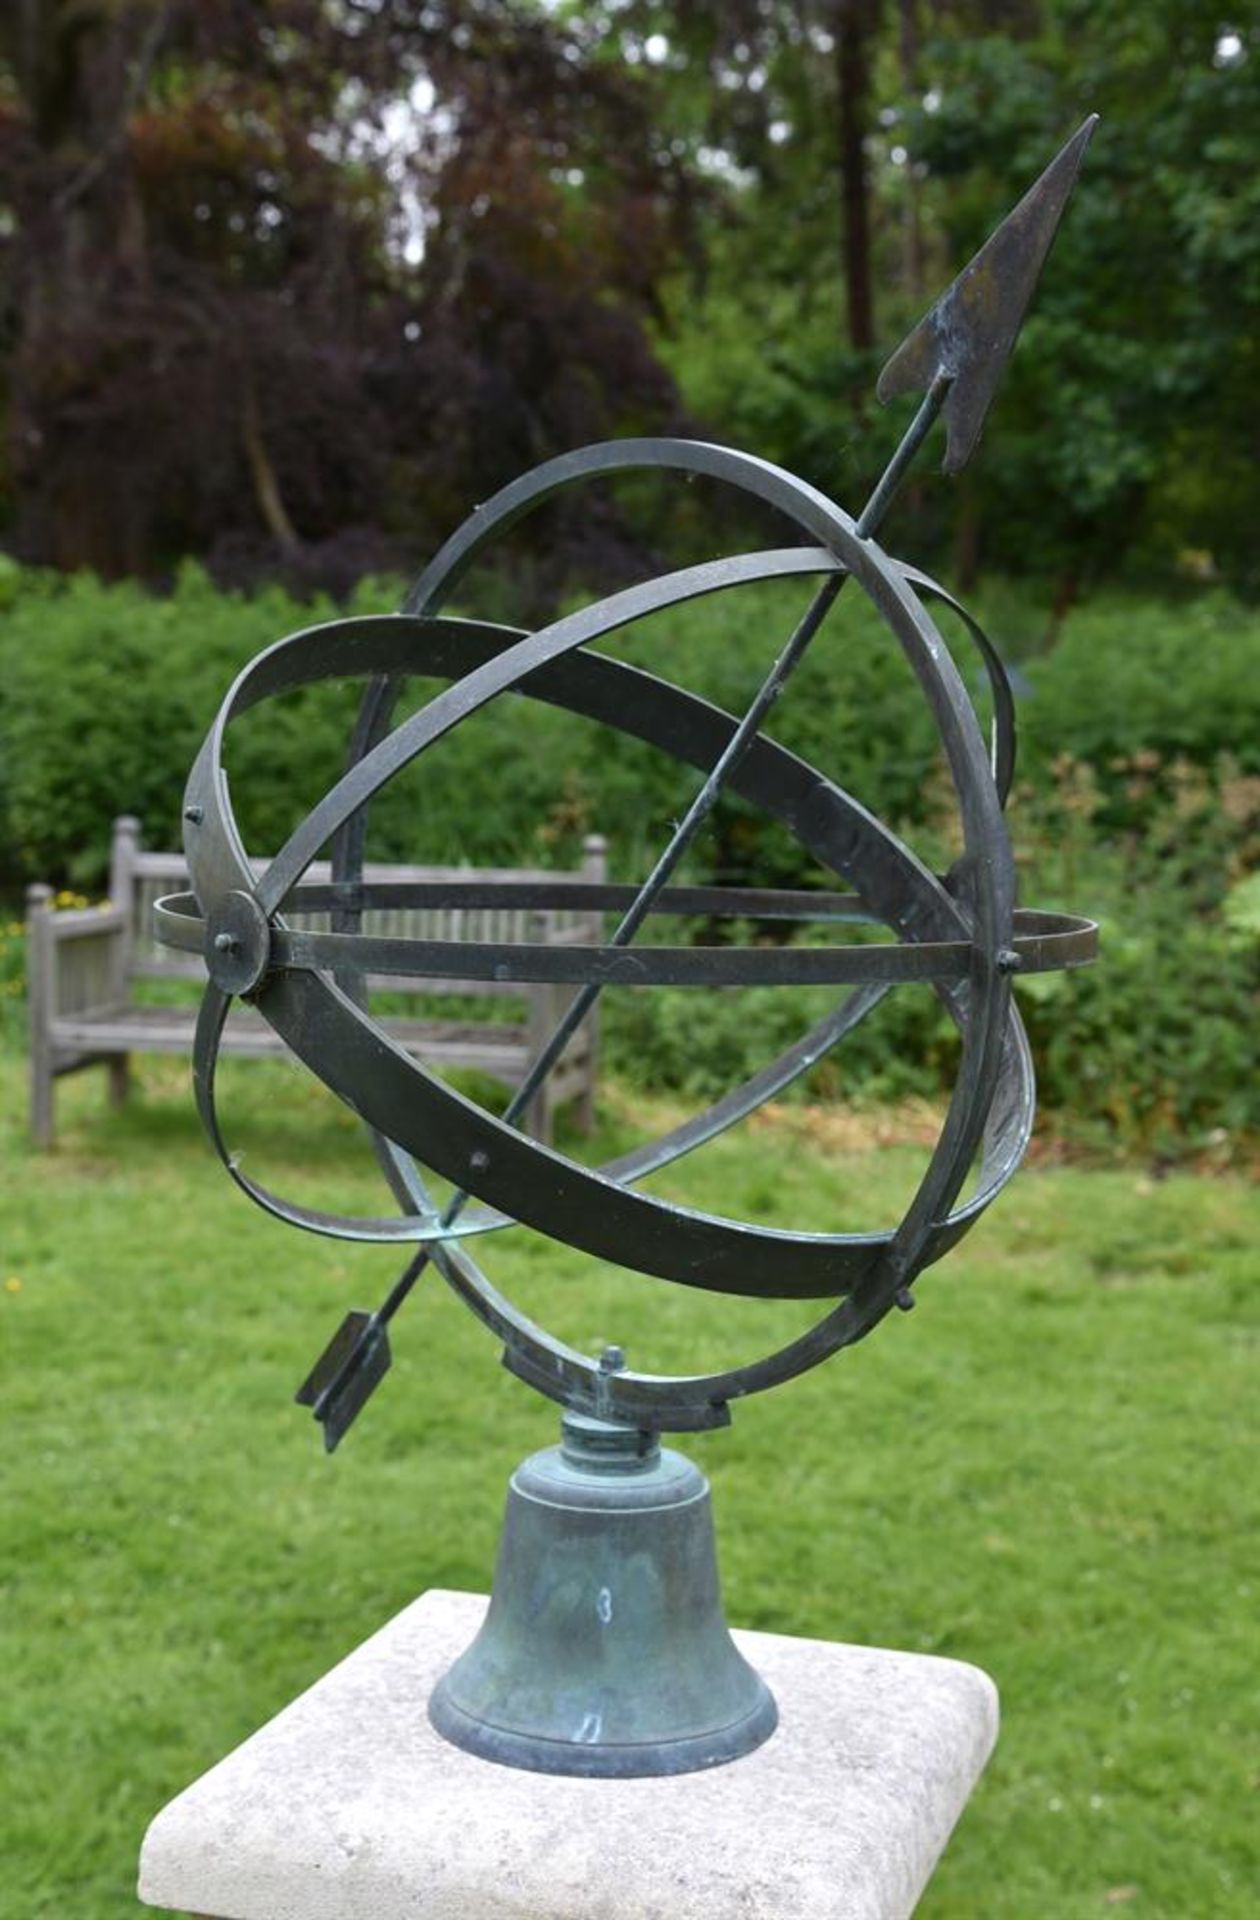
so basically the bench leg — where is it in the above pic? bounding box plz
[524,980,563,1147]
[577,1052,597,1135]
[27,881,56,1146]
[523,1078,555,1148]
[107,1054,131,1111]
[30,1045,55,1147]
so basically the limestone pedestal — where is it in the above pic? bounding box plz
[138,1589,998,1920]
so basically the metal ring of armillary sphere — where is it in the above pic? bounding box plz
[156,117,1101,1452]
[159,433,1096,1437]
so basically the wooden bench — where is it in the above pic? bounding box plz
[27,815,607,1149]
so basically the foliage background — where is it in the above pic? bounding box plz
[0,10,1253,1175]
[2,3,1260,601]
[1,10,1258,1918]
[1,555,1255,1156]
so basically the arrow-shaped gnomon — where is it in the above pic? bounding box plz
[876,115,1098,475]
[297,114,1099,1450]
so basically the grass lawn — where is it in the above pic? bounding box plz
[1,1051,1257,1917]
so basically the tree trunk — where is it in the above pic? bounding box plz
[898,0,925,302]
[6,0,163,569]
[833,0,880,352]
[953,472,982,593]
[1044,565,1079,647]
[242,377,301,551]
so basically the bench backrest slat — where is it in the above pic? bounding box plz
[112,817,607,998]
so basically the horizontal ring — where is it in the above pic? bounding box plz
[156,889,1096,988]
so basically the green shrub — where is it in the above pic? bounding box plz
[602,918,1258,1153]
[0,563,947,890]
[1019,591,1260,828]
[1,562,1255,1155]
[0,565,376,887]
[604,978,954,1107]
[5,564,1256,893]
[0,908,26,1045]
[1018,913,1259,1153]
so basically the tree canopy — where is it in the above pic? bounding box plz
[1,1,1256,600]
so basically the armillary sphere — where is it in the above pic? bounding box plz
[157,119,1100,1452]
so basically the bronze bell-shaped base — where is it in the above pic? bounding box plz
[428,1411,778,1777]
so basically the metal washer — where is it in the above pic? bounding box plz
[204,890,271,998]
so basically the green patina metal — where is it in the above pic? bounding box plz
[158,119,1100,1779]
[429,1413,776,1777]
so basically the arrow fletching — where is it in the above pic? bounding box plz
[877,115,1098,474]
[296,1309,392,1452]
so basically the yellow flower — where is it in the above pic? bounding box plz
[4,1276,21,1294]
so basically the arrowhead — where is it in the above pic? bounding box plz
[296,1309,392,1451]
[877,115,1098,473]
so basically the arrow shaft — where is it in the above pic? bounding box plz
[356,374,953,1359]
[856,371,952,538]
[305,120,1099,1438]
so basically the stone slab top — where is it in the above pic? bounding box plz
[138,1588,998,1920]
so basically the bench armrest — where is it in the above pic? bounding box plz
[45,905,126,941]
[27,886,127,1022]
